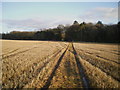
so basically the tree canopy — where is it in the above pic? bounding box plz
[1,21,119,43]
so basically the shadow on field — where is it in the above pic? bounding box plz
[42,46,68,89]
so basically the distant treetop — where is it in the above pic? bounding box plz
[118,21,120,25]
[73,20,79,25]
[57,24,64,29]
[97,21,103,25]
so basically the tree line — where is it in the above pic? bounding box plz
[1,21,120,43]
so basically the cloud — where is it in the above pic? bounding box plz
[2,18,51,32]
[2,7,118,33]
[79,7,118,24]
[2,16,73,32]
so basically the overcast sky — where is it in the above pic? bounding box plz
[1,1,119,33]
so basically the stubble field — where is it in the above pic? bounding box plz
[1,40,120,88]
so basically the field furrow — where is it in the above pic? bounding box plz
[2,40,119,88]
[72,43,89,88]
[84,45,119,55]
[49,43,83,88]
[74,43,119,63]
[77,55,119,88]
[78,48,119,64]
[2,46,38,59]
[24,47,67,88]
[2,40,68,88]
[76,49,119,82]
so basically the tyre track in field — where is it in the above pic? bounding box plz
[3,47,63,88]
[42,43,90,89]
[77,55,119,88]
[71,43,89,89]
[2,42,66,59]
[59,42,68,48]
[1,48,20,56]
[85,47,119,55]
[2,46,39,59]
[49,45,83,88]
[77,48,119,64]
[2,42,44,56]
[75,48,120,82]
[2,42,54,59]
[19,48,63,88]
[42,44,69,89]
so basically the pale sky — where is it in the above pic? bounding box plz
[0,1,119,33]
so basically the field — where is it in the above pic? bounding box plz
[1,40,120,88]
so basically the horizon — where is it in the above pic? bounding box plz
[1,2,118,33]
[0,21,119,34]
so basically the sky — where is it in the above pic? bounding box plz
[0,1,119,33]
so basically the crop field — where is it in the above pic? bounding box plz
[1,40,120,88]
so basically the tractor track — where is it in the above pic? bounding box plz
[42,43,89,89]
[42,44,69,88]
[71,43,89,89]
[2,40,119,88]
[20,48,63,88]
[2,46,39,59]
[2,47,64,88]
[85,46,119,55]
[2,42,60,59]
[75,48,120,82]
[77,48,119,64]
